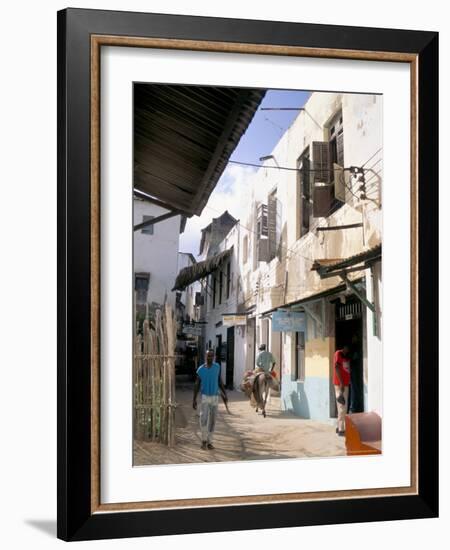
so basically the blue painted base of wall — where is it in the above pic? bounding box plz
[281,376,331,421]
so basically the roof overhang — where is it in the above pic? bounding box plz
[172,248,232,291]
[260,282,355,316]
[312,244,382,279]
[134,84,266,217]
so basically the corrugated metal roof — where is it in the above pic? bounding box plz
[134,84,265,216]
[312,244,382,274]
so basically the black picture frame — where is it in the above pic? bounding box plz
[57,8,438,542]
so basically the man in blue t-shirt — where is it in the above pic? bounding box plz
[193,349,228,450]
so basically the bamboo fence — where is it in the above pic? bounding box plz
[134,303,177,447]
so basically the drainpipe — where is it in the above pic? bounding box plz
[370,266,378,337]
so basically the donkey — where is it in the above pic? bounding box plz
[252,372,272,418]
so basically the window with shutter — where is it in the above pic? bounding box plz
[313,185,334,217]
[311,111,346,218]
[329,111,344,168]
[268,191,277,260]
[312,141,331,183]
[257,204,268,237]
[329,111,346,207]
[258,238,269,262]
[256,203,270,262]
[267,190,281,261]
[297,149,311,237]
[333,163,347,203]
[275,199,282,259]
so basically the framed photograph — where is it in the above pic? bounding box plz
[57,8,438,542]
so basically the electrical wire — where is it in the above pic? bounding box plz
[192,150,382,296]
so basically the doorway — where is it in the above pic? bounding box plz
[226,327,235,389]
[335,297,364,413]
[246,317,256,371]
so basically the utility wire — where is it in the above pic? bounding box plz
[194,151,382,288]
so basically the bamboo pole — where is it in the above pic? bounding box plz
[133,303,177,447]
[165,303,176,447]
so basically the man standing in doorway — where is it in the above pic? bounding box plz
[255,343,276,373]
[333,345,351,436]
[193,349,228,450]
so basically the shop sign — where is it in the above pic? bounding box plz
[272,311,306,332]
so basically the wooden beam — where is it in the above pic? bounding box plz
[317,265,364,279]
[316,223,363,232]
[133,210,179,232]
[133,189,190,216]
[343,275,375,313]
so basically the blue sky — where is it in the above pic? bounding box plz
[230,89,311,164]
[179,89,310,257]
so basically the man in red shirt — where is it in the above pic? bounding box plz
[333,345,351,436]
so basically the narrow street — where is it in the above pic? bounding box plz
[134,377,345,465]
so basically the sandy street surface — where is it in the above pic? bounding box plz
[134,379,346,465]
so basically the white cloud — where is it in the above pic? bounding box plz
[179,164,257,258]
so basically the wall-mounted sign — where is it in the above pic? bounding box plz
[222,314,247,326]
[182,325,202,336]
[272,311,306,332]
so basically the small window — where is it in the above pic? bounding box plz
[212,276,217,309]
[226,262,231,299]
[135,273,150,304]
[141,215,154,235]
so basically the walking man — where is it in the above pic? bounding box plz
[193,349,228,450]
[333,345,351,436]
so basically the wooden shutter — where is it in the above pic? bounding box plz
[336,130,344,167]
[301,157,311,232]
[302,198,310,230]
[258,238,270,262]
[276,199,282,258]
[268,192,277,259]
[333,163,346,203]
[259,204,268,237]
[312,141,331,183]
[313,185,334,217]
[302,157,311,198]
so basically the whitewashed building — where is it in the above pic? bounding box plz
[236,91,383,421]
[133,197,186,317]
